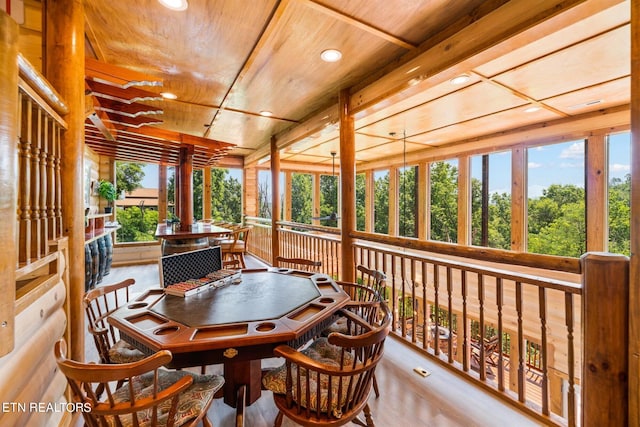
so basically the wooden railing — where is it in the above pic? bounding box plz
[16,54,67,271]
[246,220,629,426]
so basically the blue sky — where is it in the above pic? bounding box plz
[138,132,630,200]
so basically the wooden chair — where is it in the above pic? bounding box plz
[355,264,386,297]
[54,339,224,427]
[219,226,251,268]
[275,256,322,272]
[84,278,146,365]
[262,299,391,427]
[222,258,243,270]
[471,335,500,376]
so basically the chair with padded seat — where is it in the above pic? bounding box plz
[84,278,146,365]
[275,256,322,272]
[219,226,251,268]
[54,338,224,427]
[262,298,391,427]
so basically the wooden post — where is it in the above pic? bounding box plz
[511,147,527,251]
[203,167,212,220]
[158,164,168,222]
[177,146,193,229]
[45,0,85,362]
[458,155,470,245]
[339,89,355,282]
[581,252,628,427]
[364,170,374,233]
[270,136,280,261]
[284,170,292,221]
[0,11,18,357]
[585,133,607,252]
[629,2,640,424]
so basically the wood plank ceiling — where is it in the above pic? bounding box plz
[83,0,630,170]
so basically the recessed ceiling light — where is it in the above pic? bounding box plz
[160,92,177,100]
[450,74,470,85]
[158,0,188,11]
[524,106,541,113]
[259,110,273,117]
[321,49,342,63]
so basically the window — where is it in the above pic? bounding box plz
[209,168,243,223]
[471,152,511,249]
[374,170,389,234]
[115,162,160,243]
[291,173,312,223]
[356,173,366,231]
[527,140,585,257]
[430,160,458,243]
[399,166,417,237]
[319,173,338,227]
[607,132,630,255]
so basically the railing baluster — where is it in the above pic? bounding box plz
[478,273,486,381]
[565,292,576,427]
[496,277,504,391]
[516,281,526,403]
[18,95,32,265]
[433,264,440,356]
[538,287,549,415]
[446,266,453,362]
[462,270,468,371]
[421,261,428,350]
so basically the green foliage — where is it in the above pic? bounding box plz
[291,173,312,223]
[430,161,458,243]
[355,174,366,231]
[210,168,242,223]
[115,162,145,195]
[319,174,338,226]
[96,180,117,204]
[608,174,630,255]
[116,206,159,243]
[193,169,203,220]
[374,172,389,234]
[399,166,417,237]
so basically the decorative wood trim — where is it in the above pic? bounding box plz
[85,57,163,88]
[86,80,162,104]
[18,54,68,115]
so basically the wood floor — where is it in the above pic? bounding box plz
[87,258,543,427]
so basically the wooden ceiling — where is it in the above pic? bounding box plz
[83,0,630,170]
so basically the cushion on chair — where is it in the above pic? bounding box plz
[108,339,147,364]
[262,338,358,417]
[107,369,224,427]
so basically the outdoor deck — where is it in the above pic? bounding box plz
[83,259,542,427]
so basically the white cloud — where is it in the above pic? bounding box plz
[528,162,542,169]
[559,162,582,168]
[528,184,546,198]
[611,163,630,172]
[559,142,584,159]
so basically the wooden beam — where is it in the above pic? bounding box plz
[85,57,163,88]
[86,80,163,104]
[300,0,416,50]
[350,0,600,117]
[93,98,163,118]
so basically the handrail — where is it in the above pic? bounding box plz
[351,230,581,274]
[277,220,341,235]
[18,54,69,116]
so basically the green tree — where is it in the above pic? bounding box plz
[116,206,159,242]
[608,174,630,255]
[291,173,312,223]
[488,192,511,249]
[430,161,458,243]
[356,173,366,231]
[374,172,389,234]
[115,162,145,195]
[193,169,203,220]
[209,168,242,223]
[320,174,338,227]
[399,166,417,237]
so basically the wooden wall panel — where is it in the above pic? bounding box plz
[0,11,19,356]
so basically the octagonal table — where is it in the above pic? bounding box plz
[108,268,350,408]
